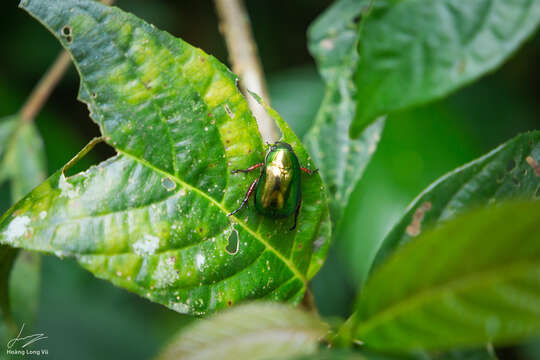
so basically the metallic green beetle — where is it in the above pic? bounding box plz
[227,142,317,230]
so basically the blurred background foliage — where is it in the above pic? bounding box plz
[0,0,539,359]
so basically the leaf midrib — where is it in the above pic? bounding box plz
[118,149,308,285]
[356,259,540,338]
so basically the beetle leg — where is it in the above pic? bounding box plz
[300,167,318,175]
[227,178,259,217]
[231,163,264,174]
[290,193,302,231]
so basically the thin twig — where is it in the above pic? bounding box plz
[214,0,280,143]
[19,0,115,124]
[19,51,72,123]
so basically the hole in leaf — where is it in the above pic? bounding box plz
[225,227,239,255]
[64,140,116,177]
[66,35,73,43]
[161,177,176,191]
[62,25,72,36]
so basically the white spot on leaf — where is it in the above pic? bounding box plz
[59,174,79,199]
[133,234,160,256]
[168,301,190,314]
[3,216,31,243]
[320,38,334,50]
[195,252,205,270]
[153,256,179,288]
[39,211,47,220]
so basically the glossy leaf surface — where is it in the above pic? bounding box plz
[0,0,330,315]
[348,201,540,352]
[374,131,540,269]
[157,302,329,360]
[351,0,540,136]
[306,0,384,225]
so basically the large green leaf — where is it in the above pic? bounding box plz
[344,201,540,352]
[373,131,540,270]
[157,302,329,360]
[0,116,45,342]
[351,0,540,136]
[306,0,384,225]
[0,0,330,315]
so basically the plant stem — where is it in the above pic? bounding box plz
[214,0,280,143]
[301,287,318,314]
[19,51,72,124]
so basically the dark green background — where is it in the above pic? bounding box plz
[0,0,539,359]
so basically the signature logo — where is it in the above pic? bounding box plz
[7,323,48,349]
